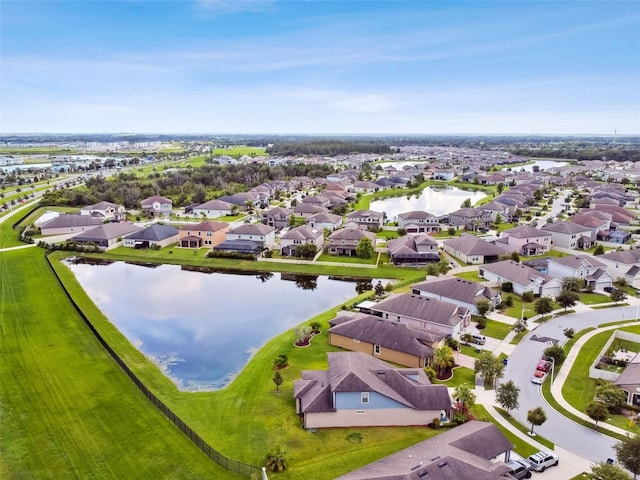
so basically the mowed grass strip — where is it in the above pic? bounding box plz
[0,248,240,479]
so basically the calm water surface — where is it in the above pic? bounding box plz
[370,186,487,222]
[66,259,378,391]
[509,160,568,172]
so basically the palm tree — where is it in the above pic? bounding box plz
[264,446,288,472]
[432,345,455,378]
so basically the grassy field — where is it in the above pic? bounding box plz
[480,319,513,340]
[434,365,476,388]
[578,292,611,305]
[0,248,237,479]
[454,270,483,282]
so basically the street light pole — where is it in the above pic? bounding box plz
[549,356,555,384]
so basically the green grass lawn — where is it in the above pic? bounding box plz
[434,366,476,388]
[493,222,519,233]
[499,295,536,320]
[0,248,237,480]
[316,253,379,265]
[480,319,513,340]
[560,324,640,436]
[376,229,402,239]
[453,270,483,283]
[578,292,611,305]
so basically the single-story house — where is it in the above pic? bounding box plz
[547,255,613,291]
[387,235,439,265]
[370,293,471,336]
[141,195,173,217]
[190,199,235,219]
[178,221,229,248]
[328,313,445,368]
[71,222,142,249]
[336,421,514,480]
[280,225,324,256]
[40,214,104,236]
[614,353,640,406]
[479,260,563,297]
[293,351,452,429]
[123,224,179,248]
[411,277,502,314]
[80,201,125,221]
[442,233,506,265]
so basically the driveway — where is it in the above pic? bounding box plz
[502,304,640,463]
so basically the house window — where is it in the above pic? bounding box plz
[355,410,365,414]
[374,345,381,355]
[207,232,212,237]
[361,392,369,404]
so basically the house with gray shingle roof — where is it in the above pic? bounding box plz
[479,260,563,297]
[541,220,593,250]
[448,207,492,231]
[226,223,276,248]
[328,228,376,257]
[280,225,323,256]
[190,199,235,218]
[397,210,439,233]
[547,255,613,291]
[388,234,439,265]
[178,221,228,248]
[141,195,172,217]
[442,233,507,265]
[293,351,451,429]
[261,206,293,230]
[595,248,640,289]
[337,421,514,480]
[345,209,384,230]
[123,224,179,248]
[40,214,104,236]
[370,293,471,335]
[411,277,501,314]
[328,313,443,368]
[80,201,125,221]
[500,225,552,256]
[71,222,142,249]
[306,211,342,231]
[614,352,640,406]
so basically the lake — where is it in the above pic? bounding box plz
[508,160,568,172]
[370,186,487,222]
[66,259,380,391]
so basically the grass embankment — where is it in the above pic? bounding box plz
[0,248,236,479]
[494,407,554,450]
[49,250,436,479]
[471,405,538,458]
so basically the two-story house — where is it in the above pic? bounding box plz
[345,210,384,230]
[80,201,125,221]
[387,234,439,265]
[306,211,343,232]
[397,210,440,233]
[541,221,594,250]
[261,206,293,230]
[547,255,613,291]
[178,221,229,248]
[327,228,376,256]
[447,208,491,231]
[411,278,502,315]
[141,195,173,218]
[595,249,640,289]
[499,225,552,256]
[225,223,276,248]
[478,260,563,297]
[280,225,324,256]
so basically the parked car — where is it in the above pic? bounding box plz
[470,334,486,345]
[506,459,532,479]
[536,359,551,373]
[531,370,547,384]
[604,286,617,293]
[527,451,559,472]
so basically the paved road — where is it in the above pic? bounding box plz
[502,304,640,463]
[535,188,570,229]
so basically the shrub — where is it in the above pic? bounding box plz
[521,291,534,302]
[503,295,514,307]
[501,281,513,292]
[432,418,441,429]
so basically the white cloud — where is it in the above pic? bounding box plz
[194,0,276,14]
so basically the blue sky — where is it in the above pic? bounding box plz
[1,0,639,134]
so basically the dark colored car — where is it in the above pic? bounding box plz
[506,459,532,479]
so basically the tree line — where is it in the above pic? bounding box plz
[266,140,392,157]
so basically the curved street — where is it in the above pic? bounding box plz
[502,304,640,463]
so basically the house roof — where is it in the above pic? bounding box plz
[371,293,468,329]
[307,211,342,224]
[329,228,376,242]
[542,220,591,234]
[614,354,640,389]
[336,421,513,480]
[443,233,506,256]
[281,225,322,241]
[293,203,327,214]
[228,224,275,235]
[547,255,606,270]
[81,201,123,211]
[412,278,500,304]
[41,214,104,229]
[263,206,293,216]
[502,225,548,238]
[72,222,141,242]
[193,199,235,211]
[480,260,554,288]
[598,248,640,266]
[328,314,441,358]
[388,235,438,256]
[213,239,263,253]
[397,210,437,220]
[124,224,179,241]
[141,195,172,206]
[570,214,607,228]
[449,207,487,218]
[178,221,228,232]
[346,209,384,220]
[295,352,451,414]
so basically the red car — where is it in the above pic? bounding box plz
[536,360,551,373]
